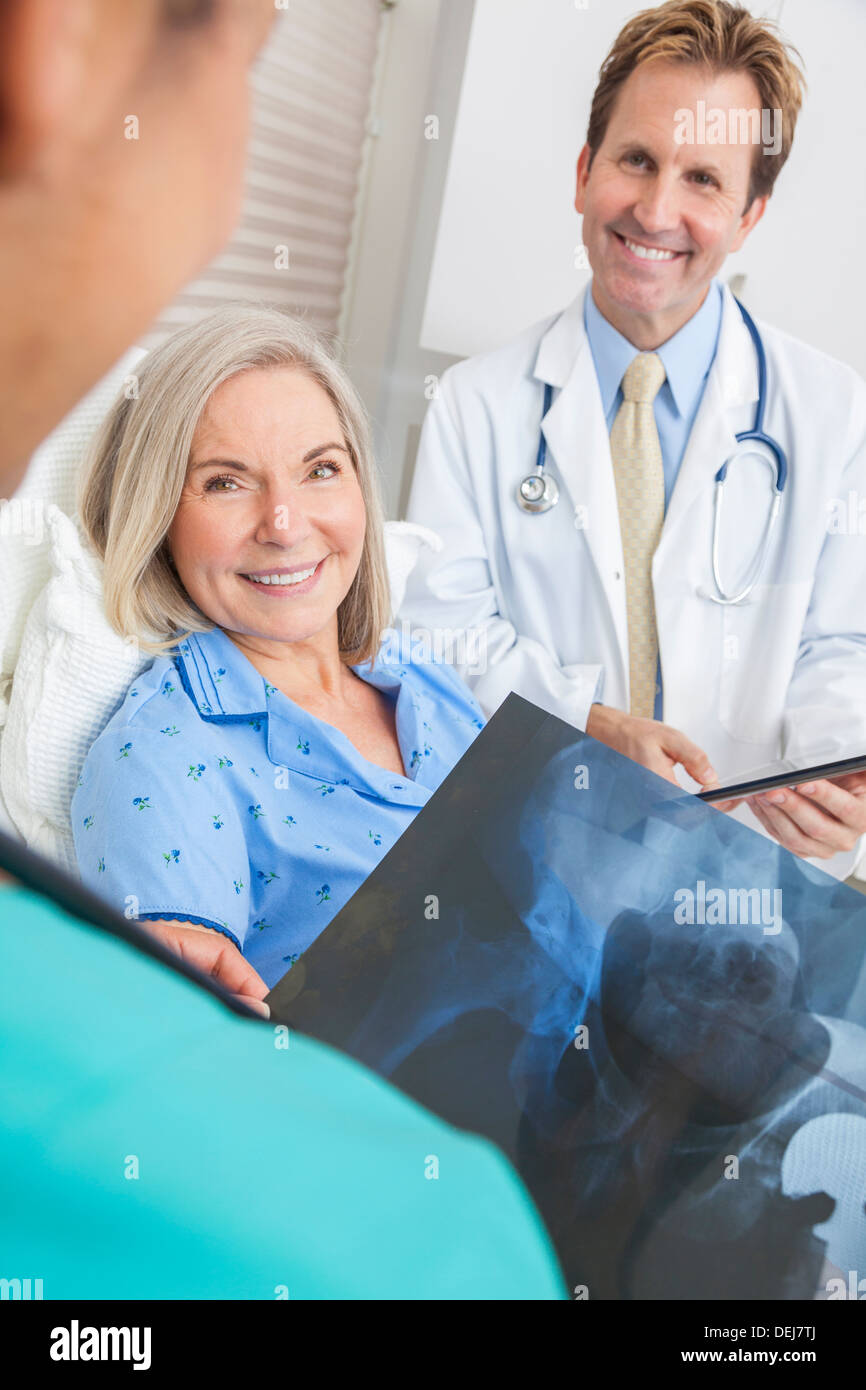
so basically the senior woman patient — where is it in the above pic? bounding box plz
[74,305,485,991]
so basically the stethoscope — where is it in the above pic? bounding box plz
[515,298,788,606]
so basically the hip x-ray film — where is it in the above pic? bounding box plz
[267,695,866,1299]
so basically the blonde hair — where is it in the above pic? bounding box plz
[80,304,391,665]
[587,0,806,206]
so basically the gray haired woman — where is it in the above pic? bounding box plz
[75,305,486,999]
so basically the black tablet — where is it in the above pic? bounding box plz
[698,752,866,803]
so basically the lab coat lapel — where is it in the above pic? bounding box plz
[533,290,630,680]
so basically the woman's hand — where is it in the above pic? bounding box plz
[585,704,717,789]
[139,919,270,1017]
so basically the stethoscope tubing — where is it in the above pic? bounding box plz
[519,298,788,605]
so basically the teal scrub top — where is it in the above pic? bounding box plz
[0,886,565,1300]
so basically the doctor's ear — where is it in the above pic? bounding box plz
[575,144,594,214]
[0,0,154,178]
[731,193,769,253]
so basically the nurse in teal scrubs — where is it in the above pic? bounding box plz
[0,0,563,1300]
[1,883,564,1298]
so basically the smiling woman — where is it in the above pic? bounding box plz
[74,305,486,990]
[168,366,371,662]
[81,305,391,664]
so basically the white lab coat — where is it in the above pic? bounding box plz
[400,282,866,880]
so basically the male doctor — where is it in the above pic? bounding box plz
[401,0,866,880]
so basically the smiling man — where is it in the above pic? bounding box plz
[401,0,866,879]
[577,60,766,346]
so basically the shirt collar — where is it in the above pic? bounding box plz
[584,277,723,420]
[265,649,438,800]
[175,629,407,722]
[174,628,436,801]
[175,628,269,720]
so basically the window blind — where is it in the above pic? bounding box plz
[144,0,384,346]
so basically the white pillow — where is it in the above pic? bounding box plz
[1,508,149,871]
[0,509,442,874]
[381,520,443,615]
[0,348,148,725]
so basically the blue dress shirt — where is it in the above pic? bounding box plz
[73,628,486,988]
[584,279,723,714]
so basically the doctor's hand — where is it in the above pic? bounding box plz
[138,918,270,1018]
[585,705,717,789]
[746,772,866,862]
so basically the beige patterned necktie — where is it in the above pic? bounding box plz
[609,352,667,720]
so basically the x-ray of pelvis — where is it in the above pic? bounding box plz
[268,695,866,1300]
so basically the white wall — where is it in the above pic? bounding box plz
[342,0,476,516]
[419,0,866,376]
[341,0,445,431]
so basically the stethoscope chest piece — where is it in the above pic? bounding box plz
[517,380,559,514]
[516,470,559,514]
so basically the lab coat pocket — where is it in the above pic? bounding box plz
[718,584,807,745]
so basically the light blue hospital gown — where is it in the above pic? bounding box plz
[72,628,486,988]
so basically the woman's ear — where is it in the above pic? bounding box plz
[0,0,153,178]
